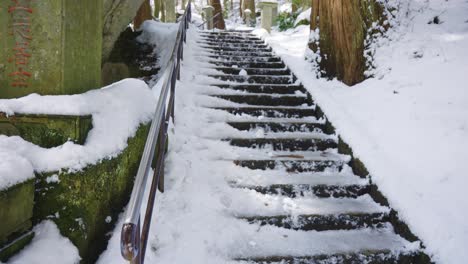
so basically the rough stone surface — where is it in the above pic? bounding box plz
[0,1,103,98]
[103,0,146,61]
[0,180,34,248]
[0,113,92,148]
[309,0,386,85]
[33,124,150,264]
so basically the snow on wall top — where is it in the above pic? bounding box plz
[0,150,34,191]
[0,79,155,177]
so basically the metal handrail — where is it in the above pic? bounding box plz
[120,2,192,264]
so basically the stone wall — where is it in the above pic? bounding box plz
[0,1,103,98]
[102,0,147,61]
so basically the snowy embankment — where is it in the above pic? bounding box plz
[252,1,468,263]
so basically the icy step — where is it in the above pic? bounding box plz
[199,35,263,41]
[198,41,269,49]
[208,75,296,84]
[230,192,388,218]
[211,94,311,106]
[235,250,429,264]
[226,170,369,188]
[240,212,389,231]
[201,56,282,63]
[200,31,255,36]
[198,38,266,45]
[207,84,304,94]
[205,50,275,57]
[236,183,370,198]
[208,61,286,68]
[200,45,272,52]
[233,159,344,173]
[227,121,329,133]
[209,106,317,118]
[226,138,337,151]
[212,67,292,76]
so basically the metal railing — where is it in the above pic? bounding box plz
[120,2,191,264]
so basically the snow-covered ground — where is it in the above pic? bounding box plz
[248,1,468,263]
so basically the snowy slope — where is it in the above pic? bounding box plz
[251,1,468,263]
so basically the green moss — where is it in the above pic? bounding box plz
[338,137,369,178]
[0,113,92,148]
[33,124,150,264]
[0,232,34,262]
[0,180,34,247]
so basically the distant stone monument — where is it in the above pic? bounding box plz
[203,6,215,30]
[0,1,103,99]
[259,0,278,32]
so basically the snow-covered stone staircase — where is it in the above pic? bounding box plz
[169,30,432,263]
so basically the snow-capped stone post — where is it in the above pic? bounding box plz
[203,6,215,30]
[259,1,277,32]
[0,1,103,99]
[242,0,256,25]
[243,9,253,26]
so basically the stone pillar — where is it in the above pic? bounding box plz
[165,0,176,22]
[203,6,214,30]
[272,4,278,26]
[259,1,277,32]
[243,9,253,27]
[0,1,103,99]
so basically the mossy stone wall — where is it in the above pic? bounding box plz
[0,113,92,148]
[33,124,150,264]
[309,0,385,85]
[0,1,102,98]
[0,180,34,248]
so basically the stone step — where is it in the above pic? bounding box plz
[209,84,303,94]
[208,61,285,69]
[200,31,254,36]
[210,94,311,106]
[209,107,317,118]
[206,50,275,58]
[199,37,266,45]
[212,67,291,76]
[200,45,272,52]
[240,212,388,231]
[202,55,281,63]
[227,122,327,133]
[237,184,370,198]
[227,138,337,151]
[208,75,295,84]
[233,160,343,172]
[199,35,262,42]
[199,41,269,49]
[235,251,431,264]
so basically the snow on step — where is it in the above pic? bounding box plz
[228,191,388,217]
[224,225,417,260]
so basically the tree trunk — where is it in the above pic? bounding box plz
[154,0,161,19]
[309,0,386,86]
[211,0,226,29]
[134,0,153,30]
[161,0,166,21]
[239,0,243,18]
[165,0,176,22]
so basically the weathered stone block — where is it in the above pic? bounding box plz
[0,180,34,249]
[0,113,92,148]
[0,1,103,98]
[33,124,150,264]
